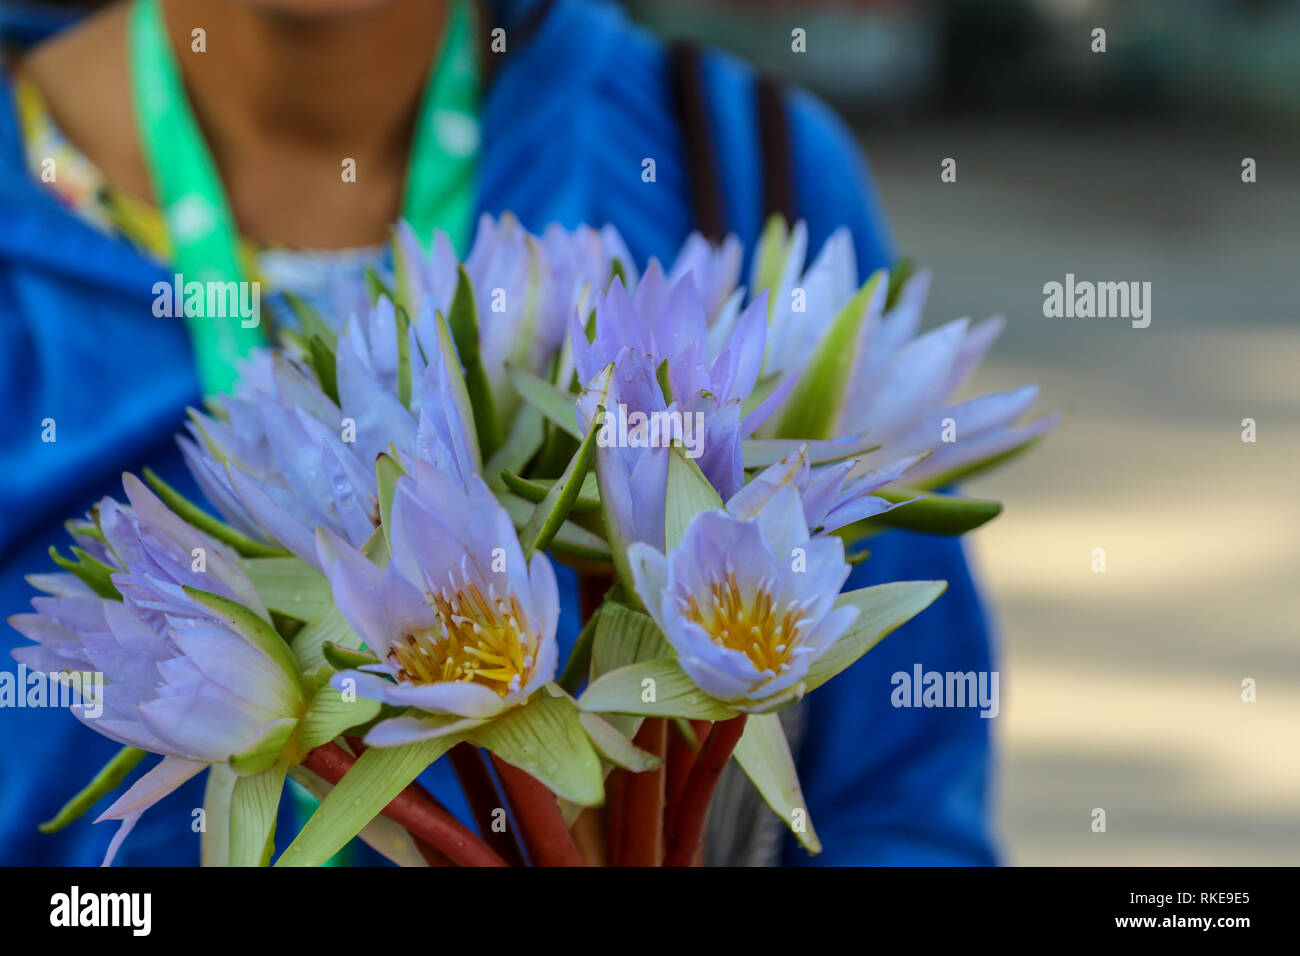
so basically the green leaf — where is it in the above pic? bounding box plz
[200,764,237,867]
[733,713,821,854]
[292,604,364,673]
[375,452,406,553]
[507,363,582,440]
[276,736,460,867]
[849,488,1002,536]
[521,412,601,558]
[771,271,882,440]
[229,766,286,867]
[297,685,382,753]
[47,546,119,600]
[238,556,331,620]
[446,266,504,459]
[38,746,145,833]
[804,581,948,692]
[143,467,288,558]
[469,690,605,806]
[183,587,303,697]
[579,659,736,721]
[665,444,723,551]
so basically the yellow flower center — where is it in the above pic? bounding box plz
[683,572,809,679]
[389,583,536,698]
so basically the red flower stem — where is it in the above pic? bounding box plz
[663,714,748,867]
[604,768,627,865]
[664,720,709,831]
[449,742,526,866]
[490,754,585,866]
[618,718,667,866]
[302,742,508,867]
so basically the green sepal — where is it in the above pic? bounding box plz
[804,581,947,692]
[375,452,406,553]
[665,444,722,551]
[38,746,146,833]
[143,467,288,558]
[297,683,382,753]
[845,488,1002,536]
[227,718,298,777]
[48,545,119,600]
[237,555,331,620]
[447,265,504,459]
[276,736,461,867]
[229,765,287,867]
[468,688,605,807]
[770,271,882,441]
[307,335,340,406]
[579,659,736,721]
[507,363,582,440]
[182,587,303,698]
[322,641,378,671]
[521,411,601,558]
[733,713,821,854]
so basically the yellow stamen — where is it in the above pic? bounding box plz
[389,584,536,698]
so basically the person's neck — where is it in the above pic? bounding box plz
[161,0,451,247]
[166,0,446,156]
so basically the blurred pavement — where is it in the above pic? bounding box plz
[865,116,1300,864]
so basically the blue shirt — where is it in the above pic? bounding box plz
[0,0,997,865]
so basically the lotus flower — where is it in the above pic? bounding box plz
[750,218,1058,485]
[7,475,305,863]
[626,485,857,711]
[317,461,559,745]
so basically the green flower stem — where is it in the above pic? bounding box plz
[663,714,749,867]
[301,742,507,867]
[490,754,585,866]
[449,743,526,866]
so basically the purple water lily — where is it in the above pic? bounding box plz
[627,485,858,710]
[317,462,559,745]
[7,475,302,863]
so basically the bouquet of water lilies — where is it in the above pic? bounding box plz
[11,214,1056,866]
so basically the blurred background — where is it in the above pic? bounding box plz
[625,0,1300,865]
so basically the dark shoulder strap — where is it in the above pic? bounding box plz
[668,40,727,241]
[668,39,797,239]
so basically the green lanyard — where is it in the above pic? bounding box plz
[128,0,480,396]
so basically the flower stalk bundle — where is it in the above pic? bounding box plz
[11,214,1057,866]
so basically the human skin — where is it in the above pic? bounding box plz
[20,0,450,249]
